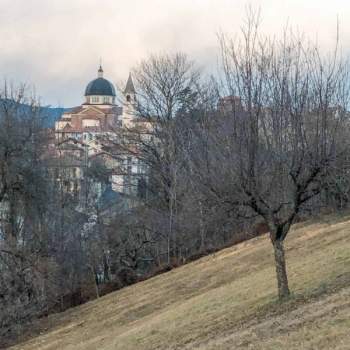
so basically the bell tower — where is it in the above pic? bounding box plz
[124,73,136,103]
[122,73,137,127]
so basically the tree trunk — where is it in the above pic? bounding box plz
[199,200,206,252]
[272,239,290,300]
[90,265,100,299]
[167,195,174,266]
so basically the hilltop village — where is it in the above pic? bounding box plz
[51,67,150,202]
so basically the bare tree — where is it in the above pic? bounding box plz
[118,53,202,264]
[191,11,350,299]
[0,84,55,339]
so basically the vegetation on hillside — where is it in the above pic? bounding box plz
[7,213,350,350]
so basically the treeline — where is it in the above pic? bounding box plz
[2,12,350,347]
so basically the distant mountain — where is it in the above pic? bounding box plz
[0,99,71,128]
[0,98,72,128]
[40,106,71,128]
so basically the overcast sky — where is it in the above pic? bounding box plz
[0,0,349,107]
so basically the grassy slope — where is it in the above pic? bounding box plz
[9,213,350,350]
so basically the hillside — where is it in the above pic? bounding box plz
[0,99,68,127]
[9,213,350,350]
[40,106,69,127]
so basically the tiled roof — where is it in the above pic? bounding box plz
[64,106,83,114]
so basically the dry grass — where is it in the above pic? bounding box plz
[8,212,350,350]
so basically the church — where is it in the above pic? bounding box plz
[55,65,139,144]
[53,66,150,199]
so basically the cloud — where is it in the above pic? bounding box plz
[0,0,348,106]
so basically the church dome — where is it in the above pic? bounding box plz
[84,66,116,97]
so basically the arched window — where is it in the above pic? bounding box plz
[126,94,131,102]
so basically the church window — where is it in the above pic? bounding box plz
[126,94,131,102]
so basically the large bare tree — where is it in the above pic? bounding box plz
[117,53,202,264]
[191,12,350,299]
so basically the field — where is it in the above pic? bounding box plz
[9,212,350,350]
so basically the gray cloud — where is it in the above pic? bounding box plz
[0,0,348,106]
